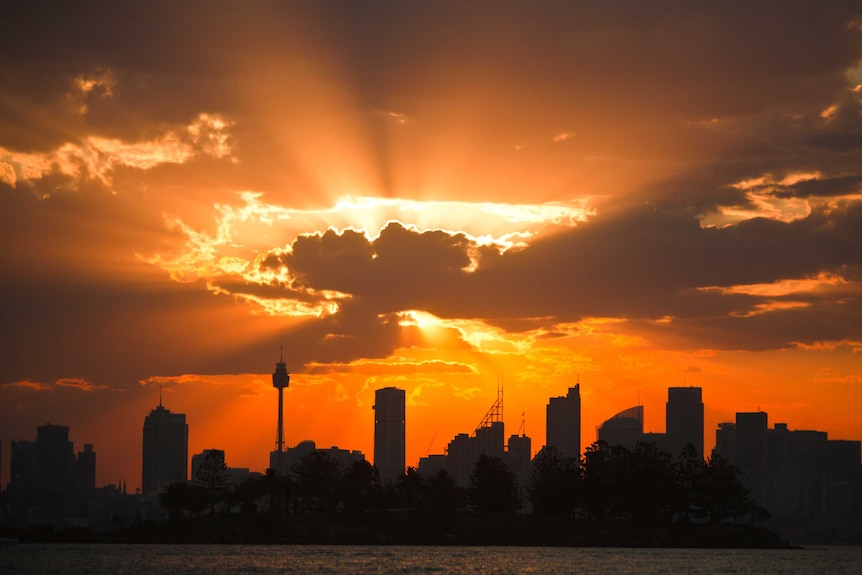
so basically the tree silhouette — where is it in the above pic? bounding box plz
[291,451,344,514]
[527,446,581,520]
[232,475,264,514]
[397,466,425,509]
[702,454,751,525]
[158,481,194,522]
[469,455,522,513]
[193,451,231,516]
[623,441,677,526]
[259,467,291,521]
[341,459,379,518]
[582,440,616,525]
[417,469,464,529]
[158,480,207,521]
[583,441,679,526]
[675,444,707,522]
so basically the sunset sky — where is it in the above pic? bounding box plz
[2,1,862,490]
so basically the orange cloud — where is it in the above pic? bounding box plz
[0,113,234,188]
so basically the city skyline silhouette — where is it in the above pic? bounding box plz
[3,359,859,545]
[4,358,860,492]
[1,1,861,549]
[2,356,862,493]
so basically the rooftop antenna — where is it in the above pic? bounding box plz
[159,385,162,407]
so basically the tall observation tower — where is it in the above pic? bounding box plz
[272,347,290,459]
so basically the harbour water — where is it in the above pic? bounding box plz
[1,544,861,575]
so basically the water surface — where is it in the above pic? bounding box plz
[1,544,860,575]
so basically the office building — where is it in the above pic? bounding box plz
[735,411,769,475]
[666,387,704,458]
[546,384,581,459]
[279,440,366,472]
[713,422,736,462]
[506,433,532,493]
[75,443,96,494]
[8,439,36,491]
[35,424,75,492]
[373,387,406,483]
[597,405,644,448]
[733,411,769,502]
[141,400,188,499]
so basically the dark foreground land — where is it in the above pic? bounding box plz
[10,512,792,549]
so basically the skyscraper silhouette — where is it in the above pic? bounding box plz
[75,443,96,494]
[373,387,405,483]
[35,424,74,492]
[666,386,704,458]
[141,397,188,500]
[735,411,769,472]
[546,384,581,459]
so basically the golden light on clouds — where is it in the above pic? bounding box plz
[700,190,812,227]
[707,273,849,297]
[698,171,862,227]
[142,192,595,318]
[730,300,812,318]
[0,113,234,189]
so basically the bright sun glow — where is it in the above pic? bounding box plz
[141,193,595,318]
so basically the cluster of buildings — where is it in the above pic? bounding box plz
[2,424,98,528]
[713,412,860,536]
[417,386,532,489]
[595,386,705,459]
[1,355,860,541]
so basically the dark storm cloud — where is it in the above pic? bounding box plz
[798,131,862,153]
[278,228,376,290]
[2,1,860,149]
[245,200,862,354]
[630,297,862,352]
[778,174,862,198]
[465,202,862,320]
[260,224,474,313]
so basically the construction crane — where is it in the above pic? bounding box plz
[425,430,438,457]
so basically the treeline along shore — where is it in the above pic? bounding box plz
[12,441,794,548]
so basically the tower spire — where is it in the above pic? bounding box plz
[272,348,290,466]
[159,385,162,407]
